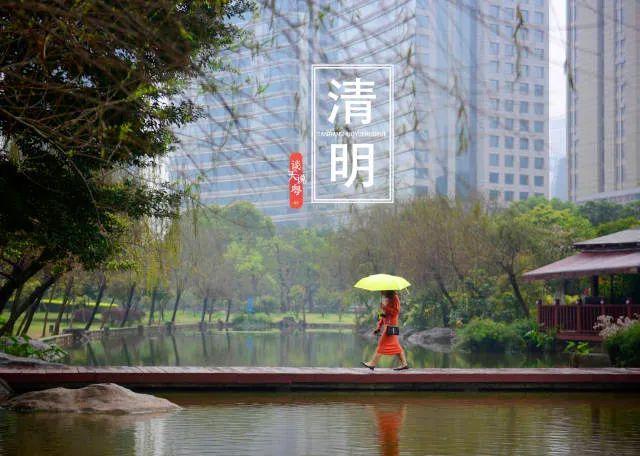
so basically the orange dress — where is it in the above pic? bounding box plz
[375,294,403,355]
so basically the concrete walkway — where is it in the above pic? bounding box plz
[2,366,640,392]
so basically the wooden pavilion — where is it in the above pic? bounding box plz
[523,228,640,341]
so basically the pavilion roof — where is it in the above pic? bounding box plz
[523,228,640,281]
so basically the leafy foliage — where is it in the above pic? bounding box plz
[0,335,67,362]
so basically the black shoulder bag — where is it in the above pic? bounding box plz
[385,325,400,336]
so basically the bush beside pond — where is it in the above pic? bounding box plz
[231,312,273,330]
[455,317,556,353]
[603,322,640,367]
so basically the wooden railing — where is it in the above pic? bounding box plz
[537,299,640,340]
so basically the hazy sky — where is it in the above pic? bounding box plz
[548,0,566,120]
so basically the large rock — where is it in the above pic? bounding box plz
[406,327,456,346]
[5,383,181,414]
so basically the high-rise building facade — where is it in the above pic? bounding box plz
[168,0,549,226]
[478,0,549,205]
[567,0,640,204]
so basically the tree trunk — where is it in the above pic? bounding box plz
[0,250,50,314]
[19,294,43,336]
[0,272,61,336]
[119,283,136,328]
[200,295,209,323]
[225,298,232,323]
[148,286,158,326]
[85,278,107,330]
[41,282,58,338]
[434,275,454,327]
[170,287,183,323]
[507,271,530,318]
[54,276,74,335]
[100,297,115,329]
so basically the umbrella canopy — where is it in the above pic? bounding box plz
[353,274,411,291]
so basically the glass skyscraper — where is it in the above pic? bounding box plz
[168,0,549,226]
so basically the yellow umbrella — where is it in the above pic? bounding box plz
[353,273,411,291]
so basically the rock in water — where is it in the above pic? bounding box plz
[406,327,456,346]
[5,383,181,414]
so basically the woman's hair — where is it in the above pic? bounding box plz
[382,290,396,299]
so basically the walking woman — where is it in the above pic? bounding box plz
[362,290,409,370]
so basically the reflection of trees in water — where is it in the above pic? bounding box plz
[70,330,562,368]
[0,411,168,456]
[171,334,180,366]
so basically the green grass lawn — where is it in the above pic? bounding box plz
[19,310,355,339]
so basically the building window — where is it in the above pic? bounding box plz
[533,11,544,24]
[490,79,499,92]
[519,191,529,200]
[519,119,529,132]
[489,42,499,55]
[505,44,515,56]
[490,98,500,110]
[534,157,544,169]
[534,84,544,96]
[505,173,514,185]
[489,116,499,128]
[489,5,500,18]
[534,66,544,78]
[490,60,499,73]
[490,153,500,166]
[519,156,529,168]
[505,136,514,149]
[504,81,514,92]
[534,176,544,187]
[534,139,544,151]
[505,154,514,167]
[490,172,499,183]
[489,190,500,200]
[504,62,514,74]
[505,190,514,201]
[505,118,514,130]
[533,120,544,132]
[489,135,499,147]
[504,100,513,112]
[519,101,529,114]
[534,102,544,115]
[520,138,529,150]
[520,174,529,185]
[503,7,514,19]
[519,83,529,94]
[534,30,544,43]
[534,48,544,59]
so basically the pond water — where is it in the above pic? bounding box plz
[63,329,586,368]
[1,391,639,455]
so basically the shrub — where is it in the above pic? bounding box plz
[231,312,272,329]
[101,307,144,325]
[0,335,67,362]
[602,320,640,367]
[72,307,94,323]
[455,317,525,352]
[515,318,557,352]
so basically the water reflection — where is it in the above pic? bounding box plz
[371,403,407,456]
[1,392,639,455]
[65,330,581,368]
